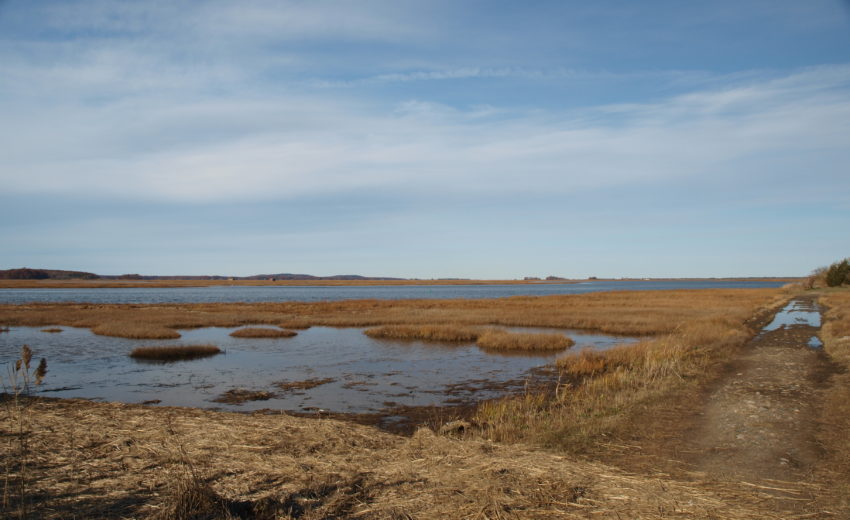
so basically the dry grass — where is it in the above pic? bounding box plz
[476,303,787,451]
[815,289,850,513]
[0,288,786,340]
[40,328,62,333]
[364,324,482,342]
[476,330,574,351]
[129,345,222,361]
[92,322,181,340]
[229,327,297,338]
[10,398,823,519]
[276,378,336,391]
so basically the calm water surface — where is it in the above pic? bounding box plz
[0,325,637,416]
[0,280,784,304]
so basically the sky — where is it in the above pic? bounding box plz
[1,0,849,278]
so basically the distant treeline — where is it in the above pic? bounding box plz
[0,268,403,281]
[0,268,99,280]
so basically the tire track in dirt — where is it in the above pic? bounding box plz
[684,296,839,510]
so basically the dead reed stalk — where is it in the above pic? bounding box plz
[1,346,47,519]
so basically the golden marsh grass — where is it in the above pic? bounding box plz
[475,295,789,450]
[364,324,482,342]
[476,330,574,351]
[40,328,62,333]
[0,288,786,340]
[129,345,222,361]
[229,327,297,338]
[92,322,181,339]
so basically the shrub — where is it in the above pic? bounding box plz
[826,259,850,287]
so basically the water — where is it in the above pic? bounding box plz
[0,280,785,304]
[762,300,821,331]
[0,325,637,415]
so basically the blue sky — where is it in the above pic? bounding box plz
[1,0,849,278]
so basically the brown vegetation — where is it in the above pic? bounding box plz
[0,288,785,340]
[40,328,62,333]
[476,302,787,450]
[276,378,336,391]
[213,389,276,404]
[9,398,815,519]
[92,322,181,340]
[816,289,850,511]
[364,324,482,342]
[476,330,574,351]
[229,327,297,338]
[129,345,222,361]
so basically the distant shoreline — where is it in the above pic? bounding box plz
[0,277,801,289]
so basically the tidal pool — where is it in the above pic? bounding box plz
[0,325,637,419]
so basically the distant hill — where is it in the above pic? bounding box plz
[0,268,402,281]
[0,268,100,280]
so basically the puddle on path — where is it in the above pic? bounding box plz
[0,325,638,420]
[761,299,821,332]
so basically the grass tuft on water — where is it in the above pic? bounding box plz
[476,331,575,351]
[230,327,297,338]
[129,345,222,361]
[213,388,276,404]
[41,328,63,333]
[364,324,482,342]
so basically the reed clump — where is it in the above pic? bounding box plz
[229,327,297,338]
[92,322,181,340]
[476,330,574,351]
[40,328,62,333]
[364,324,482,342]
[129,345,222,361]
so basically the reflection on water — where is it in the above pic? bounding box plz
[0,325,637,414]
[762,300,821,331]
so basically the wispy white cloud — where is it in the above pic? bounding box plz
[2,63,849,203]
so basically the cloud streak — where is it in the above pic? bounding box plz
[2,56,849,203]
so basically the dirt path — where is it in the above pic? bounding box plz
[676,295,843,513]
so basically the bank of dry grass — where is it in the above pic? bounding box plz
[476,304,787,451]
[0,288,785,340]
[229,327,297,338]
[129,345,222,361]
[8,398,817,519]
[815,289,850,513]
